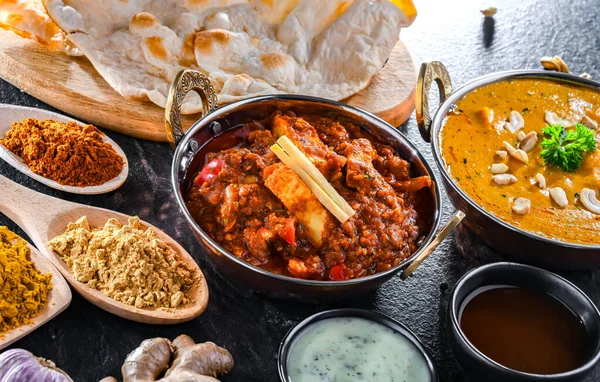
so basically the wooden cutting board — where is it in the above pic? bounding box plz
[0,29,417,142]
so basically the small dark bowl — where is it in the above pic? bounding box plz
[447,262,600,382]
[278,308,438,381]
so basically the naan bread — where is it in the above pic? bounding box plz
[0,0,80,54]
[44,0,414,113]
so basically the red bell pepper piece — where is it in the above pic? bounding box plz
[194,158,223,186]
[279,220,296,246]
[329,264,348,281]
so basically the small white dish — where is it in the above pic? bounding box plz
[0,104,128,194]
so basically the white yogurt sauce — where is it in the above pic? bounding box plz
[287,317,432,382]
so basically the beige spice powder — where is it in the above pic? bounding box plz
[48,216,197,309]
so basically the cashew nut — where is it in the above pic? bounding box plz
[502,141,529,163]
[535,173,546,189]
[540,56,569,73]
[519,131,538,153]
[496,150,508,160]
[549,187,569,208]
[580,188,600,214]
[504,111,525,133]
[512,150,529,164]
[493,174,518,185]
[503,141,517,155]
[582,115,598,130]
[517,131,526,141]
[545,111,575,127]
[491,163,509,174]
[512,197,531,215]
[481,7,497,17]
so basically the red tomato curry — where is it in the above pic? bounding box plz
[185,111,433,280]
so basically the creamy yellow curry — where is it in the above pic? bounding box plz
[440,79,600,245]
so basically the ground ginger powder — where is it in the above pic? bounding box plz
[48,216,196,309]
[0,227,53,335]
[0,118,124,187]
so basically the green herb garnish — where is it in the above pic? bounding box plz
[540,123,597,172]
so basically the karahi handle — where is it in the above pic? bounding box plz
[415,61,453,143]
[401,210,465,280]
[165,70,219,149]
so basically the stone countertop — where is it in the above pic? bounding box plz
[1,0,599,381]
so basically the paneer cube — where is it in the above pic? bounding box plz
[263,163,328,247]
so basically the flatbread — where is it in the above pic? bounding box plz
[43,0,414,113]
[0,0,80,54]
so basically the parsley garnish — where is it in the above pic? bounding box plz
[540,123,597,172]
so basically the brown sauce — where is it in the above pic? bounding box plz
[460,287,587,375]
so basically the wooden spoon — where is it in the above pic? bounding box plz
[0,104,128,195]
[0,175,209,324]
[0,242,71,350]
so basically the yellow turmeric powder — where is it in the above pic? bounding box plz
[0,227,53,335]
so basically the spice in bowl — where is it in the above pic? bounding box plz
[48,216,197,309]
[0,118,124,187]
[0,227,53,336]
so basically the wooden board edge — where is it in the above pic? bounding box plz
[0,53,167,142]
[0,32,171,141]
[376,86,416,127]
[345,40,418,127]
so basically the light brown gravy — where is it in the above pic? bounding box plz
[440,78,600,245]
[460,287,587,374]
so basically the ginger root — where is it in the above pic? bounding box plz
[105,335,233,382]
[164,335,233,379]
[122,338,173,381]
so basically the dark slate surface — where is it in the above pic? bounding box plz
[1,0,599,381]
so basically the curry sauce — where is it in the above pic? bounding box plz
[185,111,433,280]
[440,79,600,245]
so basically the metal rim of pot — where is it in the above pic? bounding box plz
[417,61,600,252]
[164,69,464,288]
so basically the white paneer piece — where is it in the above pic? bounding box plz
[263,163,328,246]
